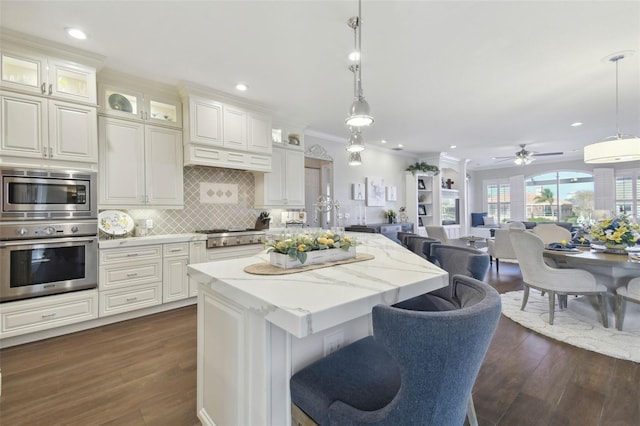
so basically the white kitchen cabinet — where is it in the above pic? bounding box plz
[189,240,207,297]
[98,82,182,129]
[163,242,190,303]
[99,244,163,317]
[0,90,97,165]
[1,49,97,104]
[182,89,273,171]
[186,95,223,146]
[254,146,305,208]
[223,105,247,150]
[247,111,272,153]
[99,116,183,208]
[0,290,98,339]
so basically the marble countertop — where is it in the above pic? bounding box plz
[99,233,206,249]
[188,233,448,338]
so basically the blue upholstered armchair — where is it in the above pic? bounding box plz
[290,275,501,425]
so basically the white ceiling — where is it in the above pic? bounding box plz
[2,0,639,170]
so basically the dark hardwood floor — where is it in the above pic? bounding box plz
[1,262,638,425]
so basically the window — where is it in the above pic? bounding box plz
[525,171,594,223]
[485,181,510,223]
[615,171,640,218]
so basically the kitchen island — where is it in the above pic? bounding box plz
[188,232,448,426]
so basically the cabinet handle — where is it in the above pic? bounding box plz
[49,147,53,158]
[43,147,48,158]
[126,253,139,257]
[126,273,138,277]
[41,313,57,319]
[41,83,47,94]
[140,111,144,119]
[170,249,182,252]
[144,111,148,120]
[126,297,138,302]
[49,84,53,95]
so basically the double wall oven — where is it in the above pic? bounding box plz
[0,167,98,302]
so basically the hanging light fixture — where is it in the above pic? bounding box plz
[346,127,365,152]
[348,151,362,166]
[345,0,373,128]
[584,52,640,163]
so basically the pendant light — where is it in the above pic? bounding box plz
[346,127,365,153]
[345,0,373,128]
[348,151,362,166]
[584,53,640,163]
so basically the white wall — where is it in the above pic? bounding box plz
[304,133,417,226]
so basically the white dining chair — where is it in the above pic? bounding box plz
[532,224,572,246]
[509,230,609,326]
[615,277,640,331]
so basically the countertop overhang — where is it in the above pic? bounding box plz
[188,233,448,338]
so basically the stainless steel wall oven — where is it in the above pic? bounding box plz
[0,167,98,303]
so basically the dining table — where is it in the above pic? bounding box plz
[544,246,640,325]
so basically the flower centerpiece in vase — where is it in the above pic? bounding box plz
[265,230,356,269]
[383,209,397,224]
[588,214,640,254]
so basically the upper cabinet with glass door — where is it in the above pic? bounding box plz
[1,49,97,104]
[98,81,182,129]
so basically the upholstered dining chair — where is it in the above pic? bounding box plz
[509,230,609,326]
[486,228,518,272]
[396,231,416,248]
[405,235,440,263]
[532,224,572,246]
[424,225,450,244]
[395,243,490,311]
[290,275,501,426]
[615,277,640,331]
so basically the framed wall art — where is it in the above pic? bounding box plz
[352,183,365,200]
[386,185,397,201]
[418,205,427,215]
[366,177,386,206]
[418,179,426,190]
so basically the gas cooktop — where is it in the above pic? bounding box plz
[195,228,266,248]
[195,228,261,235]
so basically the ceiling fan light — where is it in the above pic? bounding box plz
[345,98,374,127]
[584,136,640,163]
[348,151,362,166]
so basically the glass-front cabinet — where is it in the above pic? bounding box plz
[1,50,96,104]
[99,83,182,128]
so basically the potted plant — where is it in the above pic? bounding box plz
[406,162,440,176]
[384,209,397,224]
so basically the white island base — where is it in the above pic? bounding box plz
[189,233,448,426]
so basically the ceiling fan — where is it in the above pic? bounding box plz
[493,144,563,165]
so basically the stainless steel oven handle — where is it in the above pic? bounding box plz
[0,236,98,247]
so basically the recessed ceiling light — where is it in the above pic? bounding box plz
[571,122,583,127]
[235,83,248,91]
[449,145,457,149]
[397,144,403,148]
[380,139,387,144]
[65,27,87,40]
[348,51,360,61]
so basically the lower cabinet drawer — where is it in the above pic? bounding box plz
[0,290,99,338]
[99,283,162,317]
[99,260,163,290]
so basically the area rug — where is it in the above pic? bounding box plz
[500,291,640,363]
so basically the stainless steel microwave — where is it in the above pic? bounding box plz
[1,167,97,221]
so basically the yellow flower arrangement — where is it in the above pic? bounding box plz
[265,231,356,264]
[588,214,640,248]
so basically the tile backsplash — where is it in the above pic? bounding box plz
[122,166,260,234]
